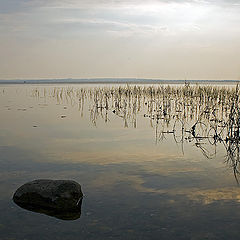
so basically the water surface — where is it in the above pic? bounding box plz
[0,84,240,240]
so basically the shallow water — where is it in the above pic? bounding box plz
[0,84,240,240]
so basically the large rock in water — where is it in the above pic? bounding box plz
[13,179,83,220]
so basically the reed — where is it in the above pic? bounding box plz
[31,84,240,180]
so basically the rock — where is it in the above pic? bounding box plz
[13,179,83,220]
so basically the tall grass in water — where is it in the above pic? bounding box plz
[32,84,240,181]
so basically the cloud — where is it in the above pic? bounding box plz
[1,0,240,15]
[55,17,168,36]
[37,0,240,9]
[0,0,28,13]
[1,0,240,79]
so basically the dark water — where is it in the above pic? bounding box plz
[0,84,240,240]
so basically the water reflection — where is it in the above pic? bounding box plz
[13,198,82,221]
[31,84,240,181]
[2,84,240,239]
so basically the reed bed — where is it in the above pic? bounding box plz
[32,84,240,135]
[32,84,240,181]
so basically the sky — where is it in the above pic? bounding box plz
[0,0,240,80]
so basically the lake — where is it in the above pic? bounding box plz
[0,83,240,240]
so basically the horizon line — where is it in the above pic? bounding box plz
[0,78,239,82]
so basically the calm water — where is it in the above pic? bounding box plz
[0,84,240,240]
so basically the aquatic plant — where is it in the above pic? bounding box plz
[31,83,240,181]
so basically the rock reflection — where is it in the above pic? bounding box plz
[14,198,82,221]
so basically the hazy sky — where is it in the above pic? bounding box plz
[0,0,240,80]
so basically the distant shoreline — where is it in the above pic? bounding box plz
[0,78,239,85]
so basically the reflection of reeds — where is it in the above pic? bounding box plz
[32,84,240,182]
